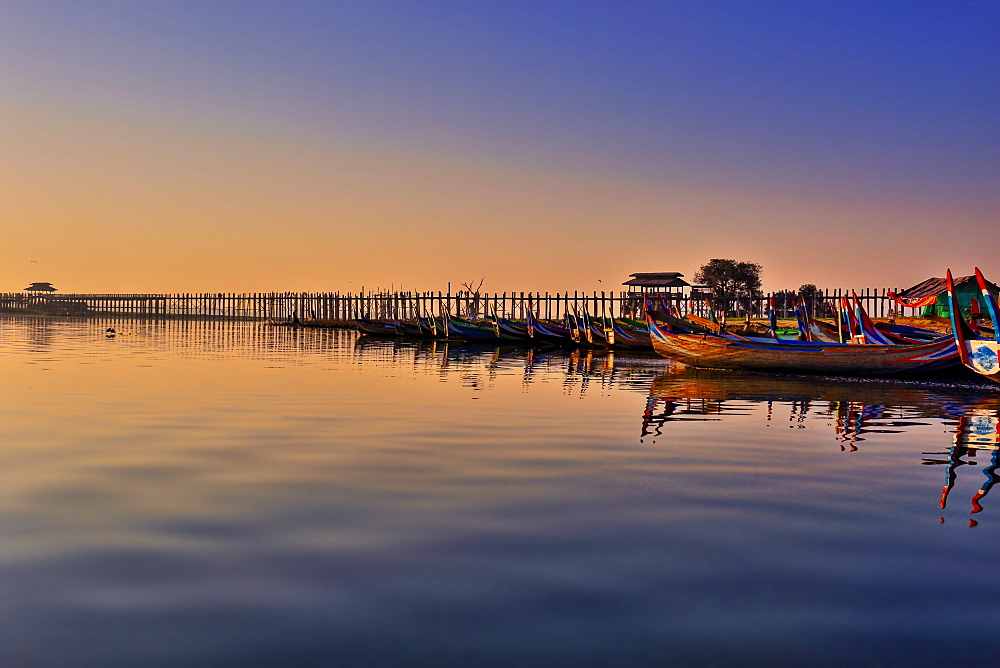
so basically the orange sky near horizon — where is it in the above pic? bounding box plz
[5,101,992,296]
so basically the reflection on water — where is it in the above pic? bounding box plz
[936,408,1000,517]
[353,336,662,399]
[644,368,1000,521]
[3,317,1000,665]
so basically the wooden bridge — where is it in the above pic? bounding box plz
[0,288,906,323]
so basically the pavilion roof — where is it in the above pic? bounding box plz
[622,272,690,288]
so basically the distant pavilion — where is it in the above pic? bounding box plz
[24,282,57,293]
[621,272,702,314]
[622,272,691,294]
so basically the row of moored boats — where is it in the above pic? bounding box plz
[356,268,1000,384]
[357,305,657,350]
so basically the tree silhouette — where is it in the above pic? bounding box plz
[694,259,762,314]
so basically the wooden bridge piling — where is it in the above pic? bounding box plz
[0,287,908,323]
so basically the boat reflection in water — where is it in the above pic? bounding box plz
[353,334,665,397]
[938,407,1000,516]
[355,334,1000,520]
[10,318,1000,665]
[643,367,1000,519]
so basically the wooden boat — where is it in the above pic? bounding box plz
[584,316,614,348]
[684,312,723,333]
[803,318,841,342]
[647,309,715,335]
[646,312,959,376]
[355,316,401,336]
[799,316,943,345]
[873,322,946,344]
[445,316,495,341]
[525,308,573,344]
[947,268,1000,382]
[446,315,524,342]
[567,307,593,345]
[583,310,653,350]
[394,317,450,339]
[610,318,654,350]
[495,316,534,340]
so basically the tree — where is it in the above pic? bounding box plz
[458,277,485,317]
[694,259,762,313]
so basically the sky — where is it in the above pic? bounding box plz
[1,1,997,294]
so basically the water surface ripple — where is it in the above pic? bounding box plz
[2,317,999,665]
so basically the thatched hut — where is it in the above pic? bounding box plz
[892,275,1000,318]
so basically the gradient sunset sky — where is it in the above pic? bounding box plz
[2,1,996,294]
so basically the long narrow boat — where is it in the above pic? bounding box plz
[395,317,450,339]
[446,316,525,342]
[356,316,401,336]
[495,316,533,340]
[569,307,595,345]
[646,312,959,376]
[609,319,653,350]
[525,309,573,345]
[653,311,716,335]
[395,320,424,337]
[585,317,613,348]
[803,315,944,345]
[947,268,1000,382]
[873,322,946,344]
[445,316,498,341]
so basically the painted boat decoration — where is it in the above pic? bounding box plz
[947,268,1000,382]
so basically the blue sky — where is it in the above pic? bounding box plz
[1,1,997,291]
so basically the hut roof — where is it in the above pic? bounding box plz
[622,272,690,288]
[24,282,57,292]
[897,275,996,300]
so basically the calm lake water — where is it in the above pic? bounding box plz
[3,316,1000,666]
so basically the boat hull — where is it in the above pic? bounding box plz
[964,340,1000,381]
[648,316,959,376]
[446,317,524,342]
[355,318,400,336]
